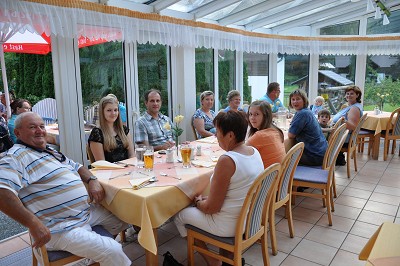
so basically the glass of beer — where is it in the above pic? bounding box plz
[143,146,154,171]
[180,144,192,168]
[135,144,146,168]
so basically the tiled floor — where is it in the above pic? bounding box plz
[1,148,399,266]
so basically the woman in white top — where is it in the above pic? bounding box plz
[175,111,264,266]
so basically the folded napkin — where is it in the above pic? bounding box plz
[191,160,217,168]
[91,160,125,170]
[129,177,152,189]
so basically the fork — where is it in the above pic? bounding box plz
[160,172,181,180]
[109,171,132,180]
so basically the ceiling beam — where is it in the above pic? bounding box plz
[272,3,366,33]
[150,0,181,13]
[190,0,241,20]
[245,0,340,31]
[218,0,293,26]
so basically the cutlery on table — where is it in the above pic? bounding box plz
[160,172,181,180]
[109,171,133,180]
[114,162,135,167]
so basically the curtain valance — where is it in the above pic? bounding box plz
[1,0,399,55]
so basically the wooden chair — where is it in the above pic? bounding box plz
[86,144,95,164]
[341,113,368,178]
[357,129,375,155]
[191,116,198,140]
[269,142,304,256]
[382,107,400,161]
[186,164,281,266]
[292,124,348,226]
[327,117,345,142]
[31,225,111,266]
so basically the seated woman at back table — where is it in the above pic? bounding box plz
[288,89,327,166]
[88,94,134,162]
[175,111,264,266]
[331,85,363,165]
[8,99,31,143]
[246,100,285,169]
[193,91,217,139]
[223,90,243,112]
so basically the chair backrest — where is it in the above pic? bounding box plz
[332,116,345,130]
[386,107,400,136]
[276,142,304,202]
[32,98,57,121]
[237,163,280,242]
[323,123,349,170]
[191,116,198,140]
[84,104,99,125]
[347,113,368,149]
[87,144,95,164]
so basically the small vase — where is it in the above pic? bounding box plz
[175,137,179,156]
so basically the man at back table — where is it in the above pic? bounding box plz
[259,82,285,114]
[0,112,131,265]
[135,89,175,151]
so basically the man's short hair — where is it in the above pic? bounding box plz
[14,112,40,129]
[267,82,280,95]
[318,109,331,118]
[144,89,162,102]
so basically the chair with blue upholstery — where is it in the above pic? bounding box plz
[341,113,368,178]
[31,225,112,266]
[292,124,348,226]
[269,142,304,256]
[186,163,281,266]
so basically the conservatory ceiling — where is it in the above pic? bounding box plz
[94,0,400,34]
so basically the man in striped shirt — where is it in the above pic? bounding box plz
[0,112,131,265]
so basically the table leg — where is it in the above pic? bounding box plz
[372,133,381,160]
[145,228,158,266]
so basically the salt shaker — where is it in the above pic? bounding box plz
[196,145,202,156]
[166,148,174,163]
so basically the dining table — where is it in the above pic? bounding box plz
[45,123,92,145]
[359,222,400,265]
[91,136,222,266]
[362,111,396,160]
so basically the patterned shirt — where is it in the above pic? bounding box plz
[192,108,216,139]
[134,112,173,146]
[259,94,284,113]
[0,143,90,234]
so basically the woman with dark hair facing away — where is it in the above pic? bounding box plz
[246,100,285,169]
[175,111,264,266]
[8,99,31,143]
[288,89,327,166]
[88,94,134,162]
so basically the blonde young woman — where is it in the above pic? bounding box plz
[88,94,134,162]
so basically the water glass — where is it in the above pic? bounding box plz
[143,146,154,171]
[135,144,146,168]
[180,144,192,168]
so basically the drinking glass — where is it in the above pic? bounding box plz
[180,144,192,168]
[135,144,146,168]
[143,146,154,171]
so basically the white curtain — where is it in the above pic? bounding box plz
[0,0,399,56]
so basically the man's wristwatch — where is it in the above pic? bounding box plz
[86,175,98,184]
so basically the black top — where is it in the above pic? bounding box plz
[88,126,130,163]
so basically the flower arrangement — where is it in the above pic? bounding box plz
[376,92,389,111]
[164,111,184,154]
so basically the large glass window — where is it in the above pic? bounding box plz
[318,55,356,114]
[243,52,269,105]
[320,21,360,35]
[364,55,400,111]
[80,41,125,125]
[195,48,214,109]
[137,43,169,115]
[367,9,400,35]
[218,50,235,110]
[279,54,309,107]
